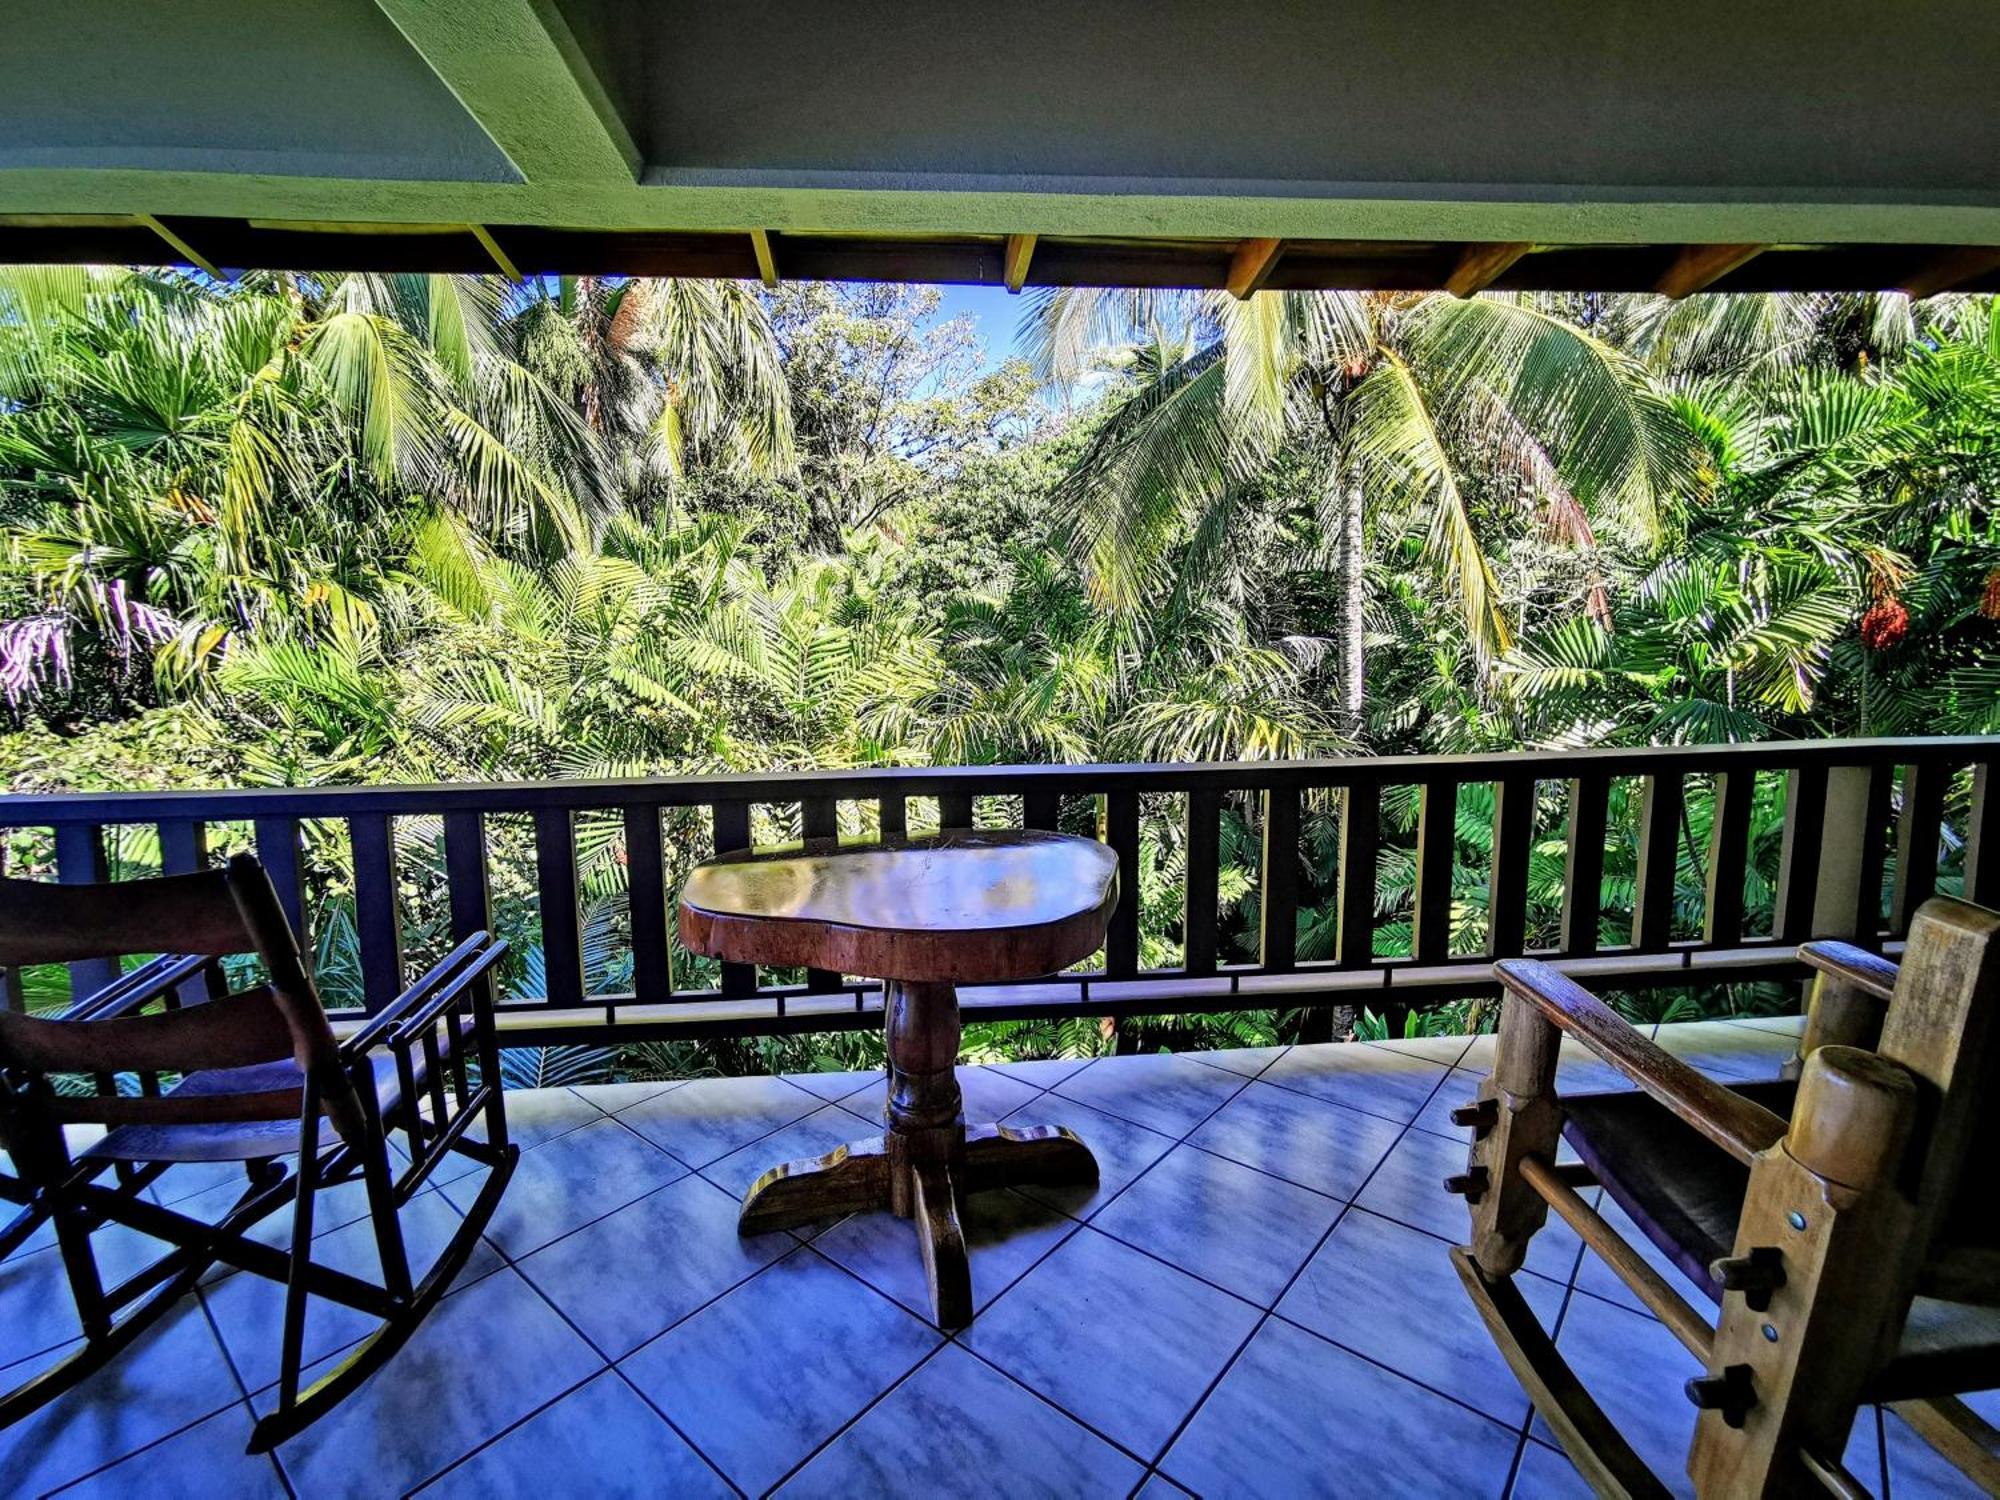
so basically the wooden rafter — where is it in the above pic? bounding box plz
[1655,243,1767,299]
[134,214,219,278]
[372,0,640,184]
[748,229,779,288]
[1445,242,1531,297]
[469,224,523,283]
[1003,233,1037,293]
[1897,246,2000,301]
[1226,238,1285,299]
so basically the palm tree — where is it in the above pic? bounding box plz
[509,275,793,515]
[1028,288,1697,729]
[0,267,799,715]
[1498,303,2000,743]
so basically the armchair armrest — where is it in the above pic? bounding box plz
[1493,959,1788,1166]
[61,953,217,1022]
[338,933,506,1063]
[1799,941,1898,1003]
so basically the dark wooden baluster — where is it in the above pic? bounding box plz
[349,813,404,1014]
[1631,772,1683,951]
[157,818,219,1000]
[1337,783,1378,969]
[54,823,119,1002]
[1890,762,1946,934]
[711,801,756,998]
[939,792,974,831]
[0,832,19,1008]
[1259,786,1299,973]
[157,818,206,876]
[623,805,671,1003]
[1413,780,1458,963]
[1774,764,1828,943]
[1487,776,1534,958]
[879,795,907,840]
[1103,790,1141,976]
[802,797,837,843]
[1811,764,1891,945]
[253,815,308,949]
[800,797,842,992]
[1561,775,1609,955]
[1022,788,1060,833]
[442,811,491,946]
[1703,770,1755,946]
[533,809,585,1008]
[1184,788,1220,976]
[1968,762,2000,909]
[442,810,499,1049]
[0,830,18,1010]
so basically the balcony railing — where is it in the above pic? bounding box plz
[1,737,1995,1045]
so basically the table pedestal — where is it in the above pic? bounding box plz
[737,978,1096,1328]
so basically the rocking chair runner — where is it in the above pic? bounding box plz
[1452,896,2000,1499]
[0,854,516,1453]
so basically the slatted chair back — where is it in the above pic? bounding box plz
[1871,899,2000,1307]
[0,855,361,1139]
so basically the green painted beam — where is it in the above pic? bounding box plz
[4,167,2000,248]
[372,0,639,185]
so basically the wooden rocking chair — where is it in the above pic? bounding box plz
[0,854,516,1452]
[1452,896,2000,1498]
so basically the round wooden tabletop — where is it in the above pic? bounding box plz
[678,830,1120,983]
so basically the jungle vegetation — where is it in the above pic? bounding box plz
[2,267,1996,1084]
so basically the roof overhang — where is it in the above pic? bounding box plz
[6,0,1999,295]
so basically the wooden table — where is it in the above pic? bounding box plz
[679,829,1118,1328]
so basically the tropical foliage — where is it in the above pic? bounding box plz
[2,267,1996,1075]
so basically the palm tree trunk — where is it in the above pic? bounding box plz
[1338,465,1366,725]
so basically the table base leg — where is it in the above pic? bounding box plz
[737,1121,1098,1329]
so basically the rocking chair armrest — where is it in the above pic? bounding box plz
[60,953,216,1022]
[386,940,507,1050]
[337,933,504,1063]
[1798,941,1898,1003]
[1493,958,1788,1166]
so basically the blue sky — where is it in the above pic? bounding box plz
[933,282,1030,368]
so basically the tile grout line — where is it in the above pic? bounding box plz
[724,1244,962,1497]
[1139,1057,1509,1485]
[961,1048,1319,1474]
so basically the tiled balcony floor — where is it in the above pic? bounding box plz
[2,1018,1989,1497]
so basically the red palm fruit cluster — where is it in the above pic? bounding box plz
[1859,597,1910,651]
[1981,568,2000,621]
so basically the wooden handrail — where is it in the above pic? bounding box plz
[1494,958,1789,1165]
[1799,941,1899,1003]
[1,736,1991,822]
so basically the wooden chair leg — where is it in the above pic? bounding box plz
[1461,990,1564,1276]
[52,1193,111,1340]
[247,1140,518,1453]
[274,1101,323,1416]
[1689,1046,1917,1497]
[352,1075,413,1302]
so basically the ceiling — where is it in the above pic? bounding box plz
[4,0,1998,295]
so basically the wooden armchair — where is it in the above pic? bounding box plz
[0,854,516,1452]
[1452,896,2000,1498]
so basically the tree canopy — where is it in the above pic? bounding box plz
[2,267,1996,1066]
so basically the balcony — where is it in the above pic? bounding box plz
[1,736,1996,1495]
[4,738,1995,1046]
[2,1022,1986,1496]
